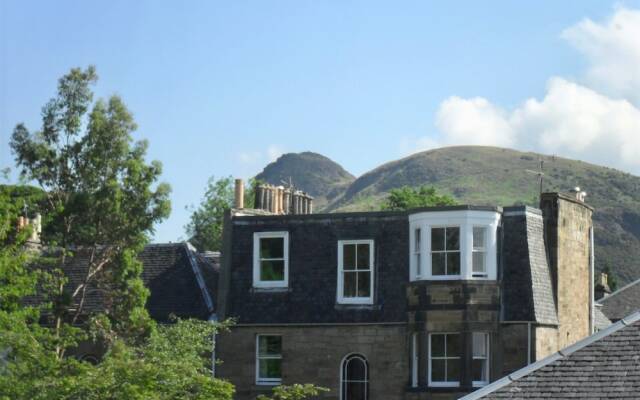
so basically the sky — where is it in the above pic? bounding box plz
[2,1,640,243]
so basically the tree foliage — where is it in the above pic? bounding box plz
[381,185,457,211]
[10,66,171,349]
[257,384,329,400]
[185,176,257,252]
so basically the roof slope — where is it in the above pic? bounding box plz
[501,207,558,325]
[37,243,215,322]
[599,278,640,321]
[461,312,640,399]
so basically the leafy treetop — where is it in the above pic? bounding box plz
[381,185,457,211]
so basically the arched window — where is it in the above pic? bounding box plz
[341,354,368,400]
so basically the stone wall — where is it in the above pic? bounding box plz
[541,193,593,350]
[217,324,408,400]
[534,326,558,360]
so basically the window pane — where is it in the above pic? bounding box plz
[432,253,446,275]
[446,227,460,250]
[261,260,285,281]
[343,244,356,270]
[259,358,282,379]
[346,357,367,381]
[473,333,487,357]
[415,229,421,252]
[356,244,370,270]
[473,359,488,382]
[259,336,282,356]
[473,227,486,250]
[416,253,421,276]
[357,271,371,298]
[260,237,284,259]
[446,334,461,357]
[346,382,366,400]
[431,228,445,251]
[446,359,460,382]
[344,271,357,298]
[446,252,460,275]
[431,359,445,382]
[431,335,445,357]
[473,252,486,273]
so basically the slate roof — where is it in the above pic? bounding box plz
[460,311,640,399]
[598,278,640,322]
[501,207,558,325]
[35,243,216,323]
[594,304,612,331]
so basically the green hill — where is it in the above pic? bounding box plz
[255,152,355,209]
[257,146,640,284]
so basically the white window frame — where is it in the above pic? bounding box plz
[253,232,289,288]
[414,228,422,278]
[472,226,488,278]
[472,332,490,387]
[411,333,418,388]
[429,225,462,278]
[337,240,374,305]
[428,333,461,388]
[340,353,369,400]
[409,210,500,281]
[256,334,282,385]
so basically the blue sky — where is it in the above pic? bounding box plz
[2,1,640,243]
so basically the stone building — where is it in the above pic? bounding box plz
[215,186,596,400]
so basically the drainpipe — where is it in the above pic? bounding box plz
[527,322,532,365]
[589,226,595,334]
[209,313,218,377]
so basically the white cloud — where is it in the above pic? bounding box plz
[430,78,640,172]
[562,7,640,105]
[406,7,640,174]
[435,97,515,147]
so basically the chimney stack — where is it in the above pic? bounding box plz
[248,183,314,215]
[595,272,612,300]
[234,179,244,209]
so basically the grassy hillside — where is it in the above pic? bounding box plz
[255,152,355,209]
[321,146,640,284]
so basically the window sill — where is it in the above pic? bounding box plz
[256,380,282,386]
[251,287,291,293]
[335,303,380,311]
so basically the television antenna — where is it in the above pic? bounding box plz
[525,158,545,200]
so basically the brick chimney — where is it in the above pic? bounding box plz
[595,272,612,300]
[540,191,594,348]
[234,179,244,209]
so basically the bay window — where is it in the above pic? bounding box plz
[472,332,490,386]
[409,210,500,281]
[472,227,487,278]
[429,333,461,387]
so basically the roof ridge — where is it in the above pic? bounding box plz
[597,276,640,304]
[459,310,640,399]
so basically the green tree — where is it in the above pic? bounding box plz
[257,384,329,400]
[381,185,457,211]
[10,66,171,353]
[185,176,257,251]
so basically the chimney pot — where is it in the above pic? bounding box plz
[234,179,244,209]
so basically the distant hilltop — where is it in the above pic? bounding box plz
[254,145,640,285]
